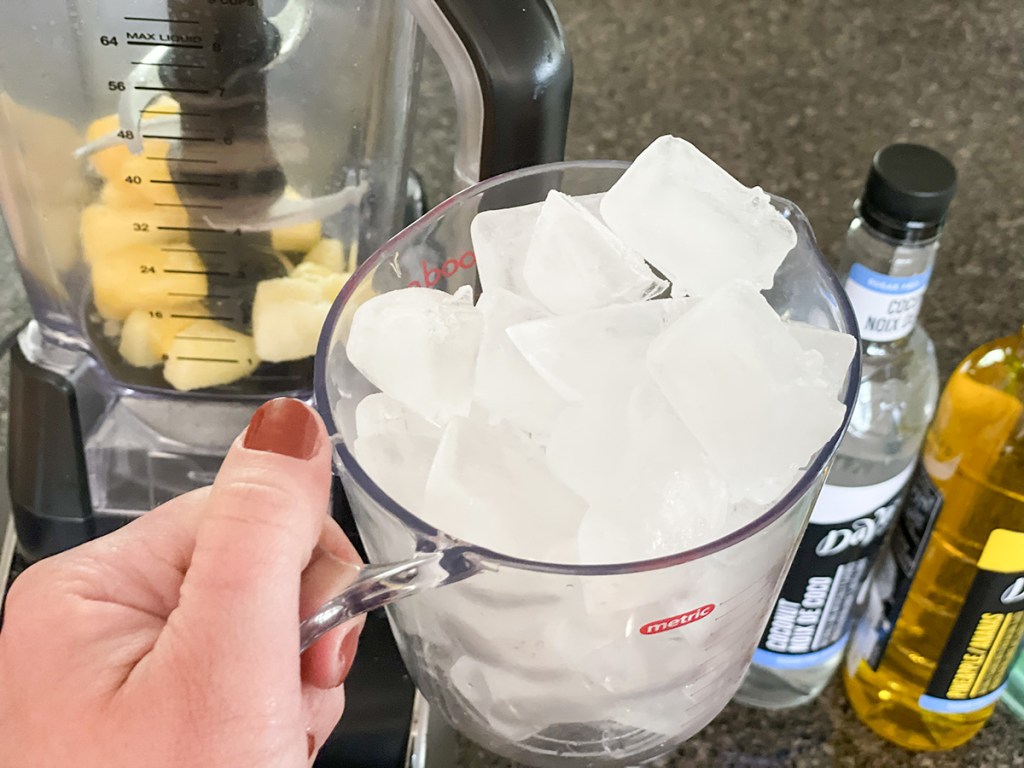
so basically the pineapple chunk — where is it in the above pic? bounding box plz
[271,188,323,254]
[85,98,178,180]
[292,260,346,286]
[303,238,349,273]
[0,94,89,280]
[337,277,379,344]
[252,263,347,362]
[119,306,200,368]
[92,244,208,321]
[164,321,259,392]
[81,203,189,264]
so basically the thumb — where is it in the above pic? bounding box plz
[177,398,333,680]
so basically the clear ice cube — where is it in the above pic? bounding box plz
[547,379,729,567]
[353,432,440,512]
[346,287,484,426]
[647,281,846,504]
[507,298,693,402]
[575,191,606,220]
[785,320,858,399]
[449,656,585,743]
[522,191,668,315]
[355,392,442,440]
[600,135,797,297]
[545,390,627,502]
[469,200,543,298]
[469,193,609,301]
[421,417,586,561]
[472,288,566,440]
[353,394,442,511]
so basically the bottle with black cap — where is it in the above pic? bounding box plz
[736,143,957,710]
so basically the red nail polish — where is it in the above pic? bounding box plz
[244,398,320,460]
[335,628,361,687]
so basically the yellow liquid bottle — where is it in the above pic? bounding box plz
[844,325,1024,750]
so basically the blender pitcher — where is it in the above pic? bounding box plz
[0,0,572,560]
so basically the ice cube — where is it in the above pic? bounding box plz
[472,288,566,440]
[469,200,543,298]
[600,135,797,297]
[430,573,575,669]
[507,298,693,402]
[451,284,474,305]
[545,390,628,501]
[346,287,484,426]
[565,385,733,565]
[579,631,699,735]
[355,392,442,440]
[575,191,606,220]
[352,394,442,510]
[421,417,586,561]
[469,193,611,300]
[785,320,858,399]
[522,191,668,315]
[449,656,588,743]
[647,281,846,504]
[353,432,440,511]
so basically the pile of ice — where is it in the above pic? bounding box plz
[347,135,856,565]
[343,135,856,743]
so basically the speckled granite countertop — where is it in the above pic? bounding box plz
[2,0,1024,765]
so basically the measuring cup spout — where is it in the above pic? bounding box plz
[299,548,483,653]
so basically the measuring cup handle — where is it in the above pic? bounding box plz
[299,551,470,653]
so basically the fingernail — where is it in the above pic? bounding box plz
[335,628,361,688]
[244,398,319,460]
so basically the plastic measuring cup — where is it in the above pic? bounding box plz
[306,160,860,767]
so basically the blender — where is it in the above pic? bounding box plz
[0,1,571,766]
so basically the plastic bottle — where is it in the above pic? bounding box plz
[845,326,1024,749]
[739,144,956,708]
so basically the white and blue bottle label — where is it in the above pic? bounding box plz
[754,464,915,670]
[844,264,932,343]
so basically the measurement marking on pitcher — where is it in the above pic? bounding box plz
[176,336,236,343]
[157,157,219,165]
[174,356,241,364]
[147,126,216,134]
[151,180,221,189]
[126,41,204,50]
[162,248,227,257]
[143,135,216,143]
[124,16,200,25]
[170,313,235,322]
[164,270,232,277]
[155,203,224,211]
[142,110,210,118]
[158,226,224,235]
[170,292,230,300]
[135,85,209,95]
[133,61,206,70]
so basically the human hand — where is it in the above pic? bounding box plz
[0,398,364,767]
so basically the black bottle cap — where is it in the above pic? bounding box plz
[858,143,958,241]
